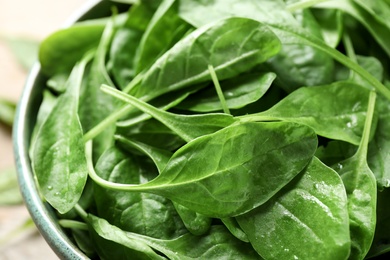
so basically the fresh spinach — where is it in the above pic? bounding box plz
[237,157,351,260]
[32,54,91,214]
[28,0,390,258]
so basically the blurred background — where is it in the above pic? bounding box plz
[0,0,87,258]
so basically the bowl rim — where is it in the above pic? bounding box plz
[13,0,108,258]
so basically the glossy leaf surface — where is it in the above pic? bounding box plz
[129,122,318,217]
[237,157,351,260]
[242,82,370,145]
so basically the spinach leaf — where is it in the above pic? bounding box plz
[115,136,171,173]
[108,1,158,89]
[39,16,121,76]
[311,8,343,48]
[102,84,237,142]
[332,91,377,259]
[32,55,90,214]
[0,98,16,127]
[368,96,390,189]
[116,85,202,128]
[268,7,335,92]
[317,0,390,58]
[115,136,212,236]
[88,214,260,259]
[83,16,281,141]
[240,82,370,145]
[176,73,276,112]
[133,0,191,74]
[116,119,184,151]
[29,90,58,158]
[367,188,390,258]
[78,18,120,162]
[315,140,356,167]
[237,157,350,260]
[134,17,281,100]
[178,0,335,93]
[88,219,165,260]
[221,218,249,243]
[94,146,187,239]
[88,122,317,217]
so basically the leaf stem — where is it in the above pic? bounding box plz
[85,140,143,191]
[208,65,231,115]
[268,24,390,100]
[58,219,89,231]
[74,204,88,221]
[342,33,357,79]
[357,91,376,159]
[82,104,132,142]
[286,0,331,13]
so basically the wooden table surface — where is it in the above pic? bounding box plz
[0,1,88,258]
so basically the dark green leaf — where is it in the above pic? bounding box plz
[332,91,377,259]
[113,122,318,218]
[134,0,191,74]
[237,157,351,260]
[367,188,390,257]
[134,17,281,100]
[89,214,260,259]
[115,136,212,236]
[94,146,186,239]
[178,0,335,93]
[102,85,237,142]
[79,18,120,162]
[241,82,370,145]
[176,73,276,112]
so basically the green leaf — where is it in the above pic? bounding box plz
[29,90,58,158]
[79,18,120,162]
[134,17,281,100]
[88,217,165,260]
[332,91,377,259]
[237,157,351,260]
[88,214,260,259]
[241,81,370,145]
[32,56,90,214]
[367,188,390,257]
[94,146,187,239]
[39,16,122,76]
[134,0,191,74]
[116,118,185,151]
[317,0,390,58]
[102,85,237,142]
[115,136,212,236]
[178,0,335,93]
[312,8,343,48]
[89,122,317,217]
[108,1,159,89]
[368,96,390,189]
[176,72,276,112]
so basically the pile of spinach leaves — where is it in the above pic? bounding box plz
[30,0,390,259]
